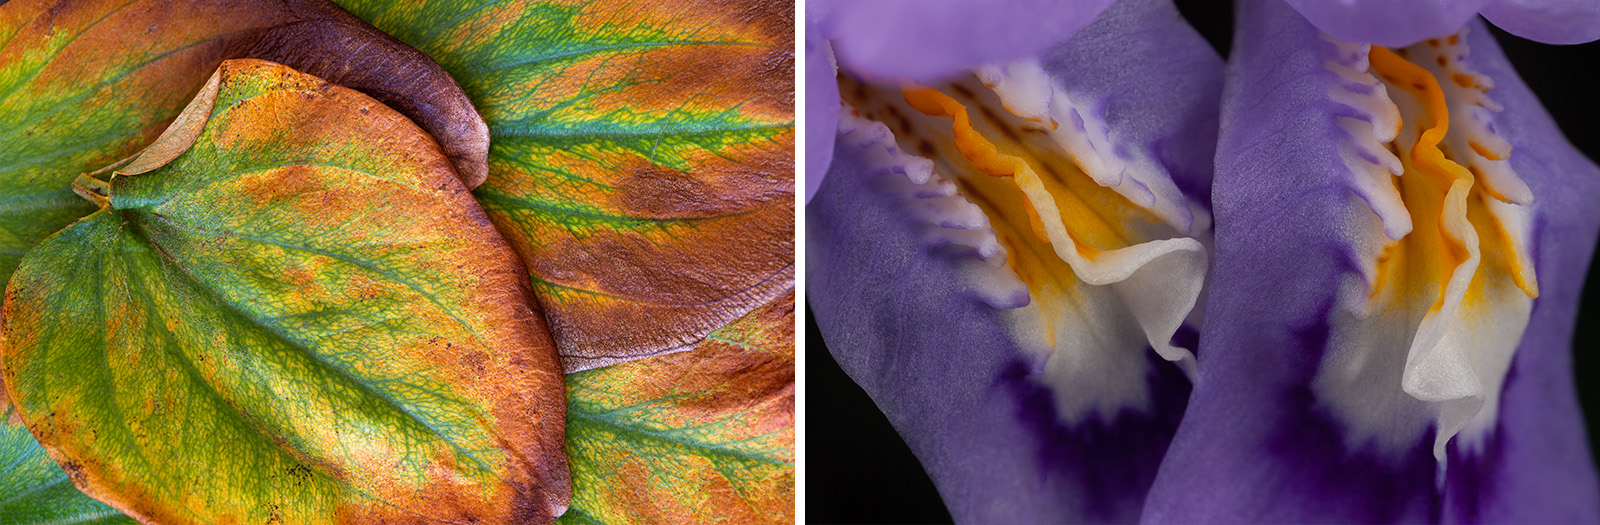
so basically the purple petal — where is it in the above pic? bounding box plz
[1285,0,1494,47]
[805,17,839,204]
[1143,2,1441,521]
[1482,0,1600,44]
[809,0,1221,521]
[1034,0,1222,203]
[807,136,1193,524]
[1439,21,1600,523]
[1143,0,1600,522]
[814,0,1114,81]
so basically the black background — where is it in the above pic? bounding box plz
[805,0,1600,522]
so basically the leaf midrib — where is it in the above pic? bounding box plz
[475,38,760,76]
[123,213,502,485]
[565,404,790,467]
[492,120,790,141]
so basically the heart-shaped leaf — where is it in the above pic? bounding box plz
[334,0,797,371]
[0,0,488,290]
[560,292,795,524]
[2,59,568,524]
[0,410,134,524]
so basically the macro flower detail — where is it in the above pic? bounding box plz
[836,66,1207,415]
[1314,30,1540,472]
[1286,0,1600,46]
[805,0,1118,199]
[1143,0,1600,522]
[809,0,1222,520]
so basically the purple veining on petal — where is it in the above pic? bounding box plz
[829,106,1029,310]
[811,0,1226,521]
[1481,0,1600,45]
[809,135,1169,522]
[1032,0,1223,208]
[1284,0,1496,47]
[1438,21,1600,523]
[810,129,1201,521]
[1000,341,1194,523]
[1444,410,1506,525]
[1141,0,1449,521]
[1145,0,1600,521]
[815,0,1116,81]
[1271,317,1442,524]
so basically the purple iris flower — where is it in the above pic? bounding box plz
[808,0,1221,521]
[805,0,1117,203]
[1146,0,1600,522]
[811,0,1600,522]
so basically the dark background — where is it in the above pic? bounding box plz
[805,0,1600,522]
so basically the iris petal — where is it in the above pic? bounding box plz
[1284,0,1494,47]
[1481,0,1600,45]
[1143,0,1600,522]
[1439,21,1600,523]
[813,0,1115,80]
[1145,5,1439,521]
[809,0,1220,520]
[805,22,839,203]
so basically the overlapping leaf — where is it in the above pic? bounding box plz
[560,291,795,524]
[0,410,134,525]
[2,60,568,524]
[0,0,488,292]
[335,0,797,371]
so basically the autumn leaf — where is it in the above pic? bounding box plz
[2,60,567,524]
[0,0,489,290]
[334,0,797,371]
[0,410,135,525]
[560,292,795,524]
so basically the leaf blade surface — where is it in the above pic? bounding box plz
[2,59,568,524]
[334,0,797,371]
[559,291,795,524]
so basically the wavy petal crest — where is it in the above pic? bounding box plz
[810,0,1220,521]
[1143,1,1600,522]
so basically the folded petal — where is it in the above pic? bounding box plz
[1145,5,1437,521]
[810,0,1220,521]
[1144,0,1600,522]
[1285,0,1494,47]
[807,127,1194,524]
[1481,0,1600,44]
[1439,22,1600,523]
[814,0,1114,81]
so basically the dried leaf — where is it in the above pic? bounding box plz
[0,409,135,524]
[2,60,567,524]
[560,292,795,524]
[335,0,797,371]
[0,0,489,289]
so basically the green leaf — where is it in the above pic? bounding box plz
[0,411,135,525]
[559,292,795,524]
[333,0,797,371]
[0,0,491,290]
[2,60,568,524]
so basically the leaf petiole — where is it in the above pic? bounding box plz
[70,173,110,208]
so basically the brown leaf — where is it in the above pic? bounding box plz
[5,59,567,524]
[3,0,488,187]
